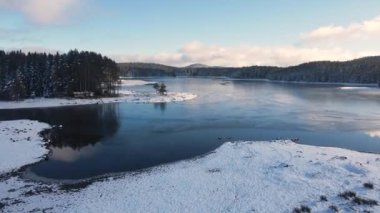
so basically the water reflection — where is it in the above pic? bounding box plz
[0,104,120,150]
[154,102,167,112]
[366,131,380,138]
[49,145,98,162]
[48,104,120,149]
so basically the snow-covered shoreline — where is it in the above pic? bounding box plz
[0,79,196,109]
[1,125,379,212]
[339,86,379,91]
[0,120,50,174]
[0,92,197,109]
[119,79,157,86]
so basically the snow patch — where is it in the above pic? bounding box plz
[343,163,367,175]
[339,86,379,91]
[0,120,50,174]
[0,92,197,109]
[119,79,156,86]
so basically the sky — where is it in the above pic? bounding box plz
[1,0,380,67]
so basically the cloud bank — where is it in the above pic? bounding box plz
[0,0,80,25]
[114,15,380,67]
[301,16,380,42]
[113,41,377,67]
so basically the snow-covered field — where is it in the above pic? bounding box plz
[0,121,379,212]
[0,120,50,174]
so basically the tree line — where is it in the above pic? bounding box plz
[120,56,380,84]
[0,50,120,100]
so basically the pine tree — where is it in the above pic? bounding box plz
[153,83,167,96]
[0,50,120,100]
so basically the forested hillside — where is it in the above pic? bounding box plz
[120,56,380,84]
[0,50,120,100]
[118,63,177,77]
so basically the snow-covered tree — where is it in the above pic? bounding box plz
[0,50,120,100]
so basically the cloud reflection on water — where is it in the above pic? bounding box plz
[50,145,99,163]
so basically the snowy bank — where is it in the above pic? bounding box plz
[0,120,50,174]
[339,86,379,91]
[0,92,197,109]
[119,79,156,86]
[1,140,379,212]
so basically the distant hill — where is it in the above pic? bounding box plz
[185,63,209,68]
[118,62,177,77]
[118,56,380,84]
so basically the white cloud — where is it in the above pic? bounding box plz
[114,16,380,67]
[112,41,379,67]
[0,0,81,25]
[301,16,380,42]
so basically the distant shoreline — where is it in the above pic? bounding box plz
[227,78,379,87]
[122,76,379,87]
[119,56,380,85]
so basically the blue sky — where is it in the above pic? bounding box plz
[1,0,380,66]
